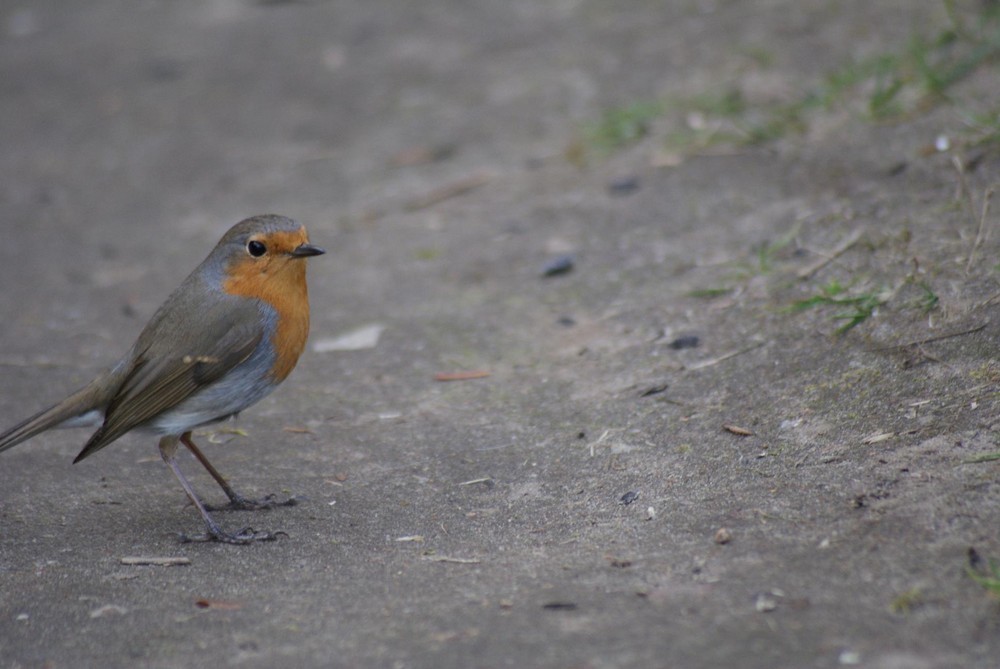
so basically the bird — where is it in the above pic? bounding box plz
[0,214,325,544]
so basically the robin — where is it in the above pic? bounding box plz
[0,214,325,544]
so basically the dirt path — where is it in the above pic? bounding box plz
[2,2,1000,667]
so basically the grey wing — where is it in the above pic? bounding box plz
[73,296,264,462]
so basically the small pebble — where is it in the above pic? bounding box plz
[714,527,732,544]
[968,546,982,568]
[645,506,656,521]
[541,254,574,277]
[639,383,668,397]
[620,491,640,505]
[608,175,640,196]
[838,650,861,665]
[542,602,578,610]
[886,161,907,176]
[669,335,700,350]
[754,592,777,612]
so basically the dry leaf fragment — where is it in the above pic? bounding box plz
[313,324,385,352]
[434,370,491,382]
[389,144,455,167]
[195,599,242,610]
[606,556,633,568]
[89,604,128,618]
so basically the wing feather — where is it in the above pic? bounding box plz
[73,293,265,462]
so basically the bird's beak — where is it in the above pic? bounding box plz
[289,243,326,258]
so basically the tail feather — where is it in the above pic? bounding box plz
[0,383,106,455]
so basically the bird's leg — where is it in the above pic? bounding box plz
[180,432,299,511]
[160,436,281,544]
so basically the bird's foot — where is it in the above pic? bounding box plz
[205,493,302,512]
[178,526,289,545]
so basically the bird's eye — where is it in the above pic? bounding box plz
[247,240,267,257]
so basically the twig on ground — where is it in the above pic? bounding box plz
[422,555,481,564]
[119,557,191,566]
[873,322,987,351]
[796,228,865,280]
[953,155,977,226]
[966,185,997,273]
[684,341,766,370]
[434,370,491,381]
[458,477,493,486]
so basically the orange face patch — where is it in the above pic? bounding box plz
[222,227,314,381]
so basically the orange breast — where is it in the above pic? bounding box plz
[222,241,312,382]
